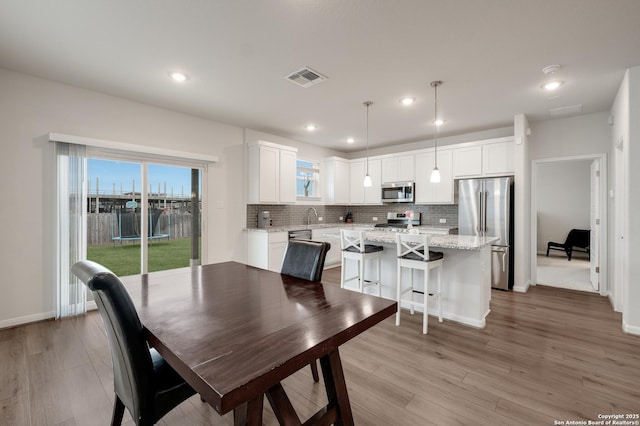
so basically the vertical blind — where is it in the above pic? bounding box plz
[55,142,87,318]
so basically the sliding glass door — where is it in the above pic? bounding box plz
[147,164,201,271]
[86,157,203,277]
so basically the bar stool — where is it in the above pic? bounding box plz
[395,233,443,334]
[340,229,383,296]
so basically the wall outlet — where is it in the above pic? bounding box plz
[339,216,343,221]
[318,217,323,221]
[372,217,378,221]
[439,218,446,224]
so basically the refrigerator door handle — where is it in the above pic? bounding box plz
[477,191,482,233]
[502,250,507,272]
[483,190,488,233]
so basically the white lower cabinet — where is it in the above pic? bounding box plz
[312,227,341,268]
[247,231,288,272]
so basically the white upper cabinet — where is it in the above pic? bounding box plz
[482,140,514,175]
[279,149,297,203]
[415,149,454,204]
[350,158,381,205]
[452,145,482,178]
[349,160,366,204]
[381,154,415,183]
[247,141,297,204]
[452,138,515,178]
[324,157,350,205]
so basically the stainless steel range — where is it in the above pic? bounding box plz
[374,211,421,231]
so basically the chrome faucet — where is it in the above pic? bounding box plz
[307,207,318,226]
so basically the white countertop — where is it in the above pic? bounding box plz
[244,223,458,233]
[244,223,374,233]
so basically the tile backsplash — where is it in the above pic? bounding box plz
[247,203,458,228]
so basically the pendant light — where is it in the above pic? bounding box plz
[430,80,442,183]
[363,101,373,187]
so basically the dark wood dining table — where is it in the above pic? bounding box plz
[120,261,397,425]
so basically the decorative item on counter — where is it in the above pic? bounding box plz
[345,211,353,223]
[303,175,311,197]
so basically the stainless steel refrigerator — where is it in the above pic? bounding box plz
[458,177,514,290]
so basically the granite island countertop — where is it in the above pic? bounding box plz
[322,229,498,250]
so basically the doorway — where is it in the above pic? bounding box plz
[531,154,607,294]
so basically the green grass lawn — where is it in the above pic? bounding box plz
[87,238,197,277]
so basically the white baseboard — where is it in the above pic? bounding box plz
[0,311,55,329]
[513,280,531,293]
[0,302,97,330]
[398,304,488,329]
[607,293,622,312]
[622,320,640,336]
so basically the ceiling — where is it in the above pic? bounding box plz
[1,1,639,152]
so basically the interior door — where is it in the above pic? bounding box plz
[590,160,600,291]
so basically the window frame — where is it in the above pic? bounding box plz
[87,147,208,272]
[295,158,321,200]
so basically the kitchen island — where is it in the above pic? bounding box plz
[326,230,498,328]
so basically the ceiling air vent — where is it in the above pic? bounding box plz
[286,67,328,88]
[549,104,583,117]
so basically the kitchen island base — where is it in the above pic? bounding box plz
[340,235,494,329]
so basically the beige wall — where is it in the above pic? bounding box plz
[0,68,246,326]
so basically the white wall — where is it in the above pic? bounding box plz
[529,112,611,160]
[513,114,531,292]
[612,66,640,334]
[0,68,247,327]
[626,67,640,334]
[536,161,591,253]
[610,70,629,314]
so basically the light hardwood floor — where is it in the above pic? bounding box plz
[2,267,639,425]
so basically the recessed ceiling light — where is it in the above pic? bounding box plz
[542,80,563,91]
[169,71,188,82]
[434,119,444,126]
[400,97,415,106]
[347,137,355,144]
[305,124,317,131]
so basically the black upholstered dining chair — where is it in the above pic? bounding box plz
[281,239,331,282]
[280,240,331,382]
[71,260,196,426]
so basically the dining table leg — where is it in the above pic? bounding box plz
[233,395,264,426]
[319,348,354,426]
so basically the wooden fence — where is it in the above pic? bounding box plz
[87,212,195,246]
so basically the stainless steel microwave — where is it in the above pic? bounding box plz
[381,182,415,203]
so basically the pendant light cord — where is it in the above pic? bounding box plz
[433,82,439,168]
[364,101,372,174]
